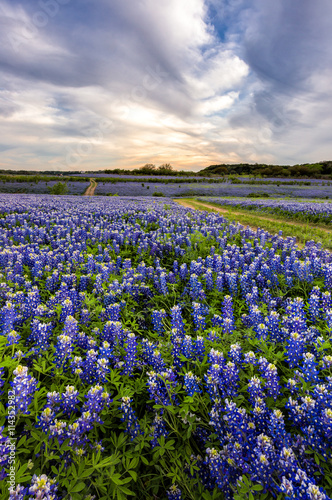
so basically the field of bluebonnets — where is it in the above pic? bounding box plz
[95,181,332,199]
[0,181,89,196]
[200,198,332,226]
[1,194,332,500]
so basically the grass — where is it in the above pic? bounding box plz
[175,198,332,250]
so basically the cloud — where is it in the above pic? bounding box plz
[0,0,331,170]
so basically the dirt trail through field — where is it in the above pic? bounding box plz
[84,178,97,196]
[174,199,332,235]
[174,199,261,232]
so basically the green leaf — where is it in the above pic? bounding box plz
[111,475,124,485]
[80,468,95,478]
[128,470,137,482]
[69,482,86,493]
[252,484,263,491]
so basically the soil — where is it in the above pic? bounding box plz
[84,179,97,196]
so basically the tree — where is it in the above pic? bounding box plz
[139,164,156,174]
[48,182,68,195]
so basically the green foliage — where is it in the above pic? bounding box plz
[48,182,69,195]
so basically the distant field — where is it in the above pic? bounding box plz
[0,180,89,195]
[0,174,331,198]
[96,180,332,198]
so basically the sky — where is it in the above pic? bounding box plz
[0,0,332,172]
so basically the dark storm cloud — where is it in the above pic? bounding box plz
[243,0,332,93]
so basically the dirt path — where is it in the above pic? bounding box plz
[174,199,332,235]
[84,178,97,196]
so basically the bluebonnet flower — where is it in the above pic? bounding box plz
[177,336,191,362]
[9,484,26,499]
[193,335,205,361]
[6,329,21,346]
[204,269,214,290]
[80,308,90,325]
[268,410,289,448]
[224,362,239,398]
[36,406,55,433]
[321,408,332,440]
[1,301,17,335]
[149,412,169,448]
[252,398,270,431]
[255,323,269,340]
[99,340,112,359]
[83,385,111,419]
[120,397,142,440]
[323,263,332,289]
[141,339,165,371]
[222,295,234,320]
[265,311,282,342]
[45,390,61,410]
[229,343,242,366]
[207,329,221,342]
[156,272,168,295]
[286,332,306,369]
[211,313,223,328]
[308,290,321,323]
[189,274,206,300]
[192,302,209,331]
[152,309,167,335]
[248,305,264,329]
[147,369,177,406]
[105,303,121,322]
[62,315,79,339]
[11,365,37,415]
[27,320,53,351]
[226,272,238,295]
[80,349,98,384]
[70,356,83,377]
[321,291,332,310]
[122,332,137,376]
[206,448,224,488]
[248,376,265,404]
[301,353,319,384]
[179,263,187,280]
[101,320,124,346]
[261,363,280,400]
[322,355,332,370]
[96,357,110,383]
[54,334,74,370]
[184,372,201,396]
[166,484,182,500]
[216,274,224,292]
[171,305,185,334]
[243,351,257,366]
[60,386,79,416]
[325,309,332,330]
[28,474,58,499]
[60,298,74,322]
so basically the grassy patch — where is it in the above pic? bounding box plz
[175,198,332,250]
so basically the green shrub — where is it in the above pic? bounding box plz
[48,182,68,195]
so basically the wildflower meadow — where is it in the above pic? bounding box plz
[0,194,331,500]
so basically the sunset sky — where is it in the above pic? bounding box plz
[0,0,332,171]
